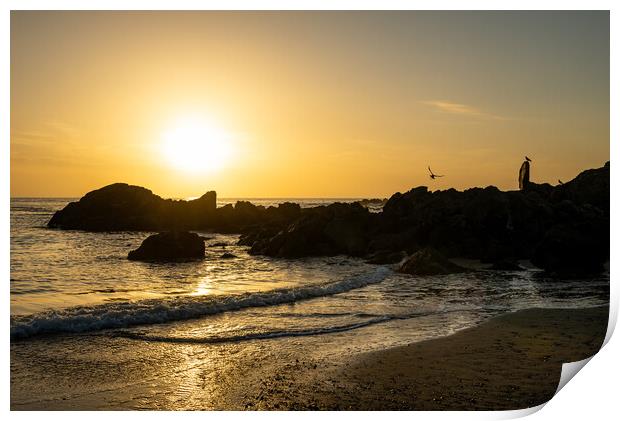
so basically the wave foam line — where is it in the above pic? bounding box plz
[109,315,395,344]
[11,266,391,339]
[107,308,472,344]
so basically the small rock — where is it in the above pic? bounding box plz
[399,247,467,276]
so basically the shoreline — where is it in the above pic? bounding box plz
[11,306,608,410]
[236,306,609,410]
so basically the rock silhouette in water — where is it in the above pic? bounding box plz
[128,231,205,261]
[47,183,301,233]
[518,157,531,190]
[47,183,217,231]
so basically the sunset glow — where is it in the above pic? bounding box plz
[10,11,609,198]
[161,118,233,173]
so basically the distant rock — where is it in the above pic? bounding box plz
[221,252,237,259]
[356,198,387,211]
[47,183,302,233]
[127,231,205,261]
[48,183,216,231]
[399,248,467,276]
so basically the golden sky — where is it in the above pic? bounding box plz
[11,11,609,198]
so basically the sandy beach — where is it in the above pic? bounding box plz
[11,306,608,410]
[243,306,609,410]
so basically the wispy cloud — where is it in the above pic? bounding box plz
[11,120,92,167]
[421,100,508,121]
[12,120,81,144]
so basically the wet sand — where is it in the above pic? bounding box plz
[11,306,608,410]
[243,306,609,410]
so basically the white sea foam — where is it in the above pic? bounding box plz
[111,315,396,343]
[11,266,391,339]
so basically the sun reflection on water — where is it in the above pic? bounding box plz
[191,276,215,296]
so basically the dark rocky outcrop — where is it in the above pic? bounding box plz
[48,183,216,231]
[47,183,300,233]
[551,161,610,211]
[399,248,467,276]
[127,231,205,261]
[49,162,610,275]
[531,222,608,277]
[246,202,372,258]
[362,162,609,275]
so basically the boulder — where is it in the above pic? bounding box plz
[247,202,371,258]
[531,223,608,276]
[250,212,334,258]
[128,231,205,261]
[399,248,467,276]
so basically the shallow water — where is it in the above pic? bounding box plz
[10,197,609,349]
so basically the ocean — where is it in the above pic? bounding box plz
[11,197,609,342]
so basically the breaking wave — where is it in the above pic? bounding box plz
[11,267,391,339]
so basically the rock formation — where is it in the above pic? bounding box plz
[127,231,206,261]
[519,160,530,190]
[48,162,610,275]
[48,183,216,231]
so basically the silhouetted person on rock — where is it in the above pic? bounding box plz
[519,156,531,190]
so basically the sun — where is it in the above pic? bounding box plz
[161,118,233,173]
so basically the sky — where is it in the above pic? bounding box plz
[10,11,609,198]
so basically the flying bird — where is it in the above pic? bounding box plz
[428,166,444,180]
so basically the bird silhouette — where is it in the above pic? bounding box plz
[558,179,564,185]
[525,156,532,162]
[428,166,444,180]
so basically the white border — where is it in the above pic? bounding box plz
[2,2,617,420]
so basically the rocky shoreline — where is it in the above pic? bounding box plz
[47,162,609,276]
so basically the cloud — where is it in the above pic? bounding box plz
[12,120,81,144]
[11,120,90,167]
[421,100,508,121]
